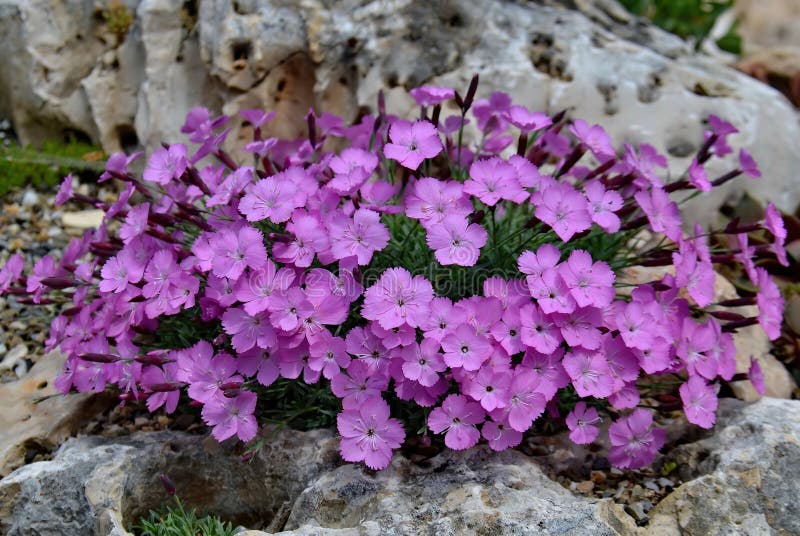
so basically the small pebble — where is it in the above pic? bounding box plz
[657,477,674,488]
[576,480,595,493]
[21,190,40,207]
[0,343,29,370]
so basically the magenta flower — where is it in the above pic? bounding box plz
[739,149,761,178]
[239,175,299,224]
[634,188,682,242]
[504,105,552,132]
[559,249,615,309]
[308,331,350,380]
[428,394,486,450]
[234,262,295,315]
[756,267,783,340]
[338,397,405,470]
[221,308,276,352]
[405,178,472,225]
[99,150,141,182]
[328,148,378,195]
[201,391,258,442]
[465,157,528,206]
[519,303,563,354]
[562,350,614,398]
[409,85,455,107]
[527,268,576,315]
[534,183,592,242]
[518,243,561,285]
[442,324,492,371]
[583,181,622,233]
[569,119,614,160]
[679,376,718,429]
[505,370,546,432]
[608,409,666,469]
[464,366,511,412]
[749,357,765,396]
[328,208,390,265]
[362,268,434,329]
[482,413,523,451]
[426,215,487,267]
[566,402,601,444]
[764,203,788,267]
[331,359,389,409]
[687,159,711,192]
[55,174,74,206]
[209,226,268,281]
[419,297,466,342]
[143,144,187,185]
[119,203,150,244]
[384,120,443,170]
[400,339,446,387]
[0,253,25,293]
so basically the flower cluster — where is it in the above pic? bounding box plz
[1,76,785,471]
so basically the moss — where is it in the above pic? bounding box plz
[0,138,104,196]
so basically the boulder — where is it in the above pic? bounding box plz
[1,398,799,535]
[0,1,798,220]
[0,351,110,477]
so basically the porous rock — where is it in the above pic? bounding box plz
[0,0,798,220]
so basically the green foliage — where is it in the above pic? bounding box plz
[0,138,103,196]
[132,498,235,536]
[103,0,134,42]
[619,0,742,54]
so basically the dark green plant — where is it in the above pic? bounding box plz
[619,0,742,54]
[132,498,236,536]
[0,138,103,196]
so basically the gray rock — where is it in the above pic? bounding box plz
[1,398,800,535]
[648,397,800,536]
[0,0,798,220]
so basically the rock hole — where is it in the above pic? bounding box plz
[347,37,359,49]
[23,439,53,464]
[276,78,286,92]
[231,41,251,63]
[386,72,399,88]
[36,380,47,390]
[61,128,92,145]
[666,137,696,157]
[116,125,139,153]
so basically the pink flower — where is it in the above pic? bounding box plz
[308,331,350,380]
[100,249,145,294]
[756,267,783,340]
[404,178,472,225]
[419,297,466,341]
[505,370,546,431]
[338,397,405,470]
[362,268,433,329]
[400,339,446,387]
[267,287,314,331]
[739,149,761,178]
[464,366,511,412]
[519,303,563,354]
[534,183,592,242]
[679,376,718,429]
[328,208,390,265]
[504,105,552,132]
[566,402,601,444]
[465,157,528,206]
[518,243,561,286]
[201,391,258,442]
[384,120,443,170]
[119,203,150,244]
[764,203,788,267]
[221,308,276,352]
[239,175,300,224]
[559,249,615,308]
[55,174,73,206]
[608,409,665,469]
[328,148,378,195]
[207,167,253,207]
[482,413,523,451]
[563,350,614,398]
[687,159,711,192]
[569,119,615,160]
[442,324,492,371]
[210,226,268,281]
[0,253,25,293]
[426,215,487,267]
[331,360,389,409]
[634,188,682,242]
[749,357,765,395]
[583,181,622,233]
[410,85,455,107]
[428,394,486,450]
[527,268,576,315]
[143,144,187,185]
